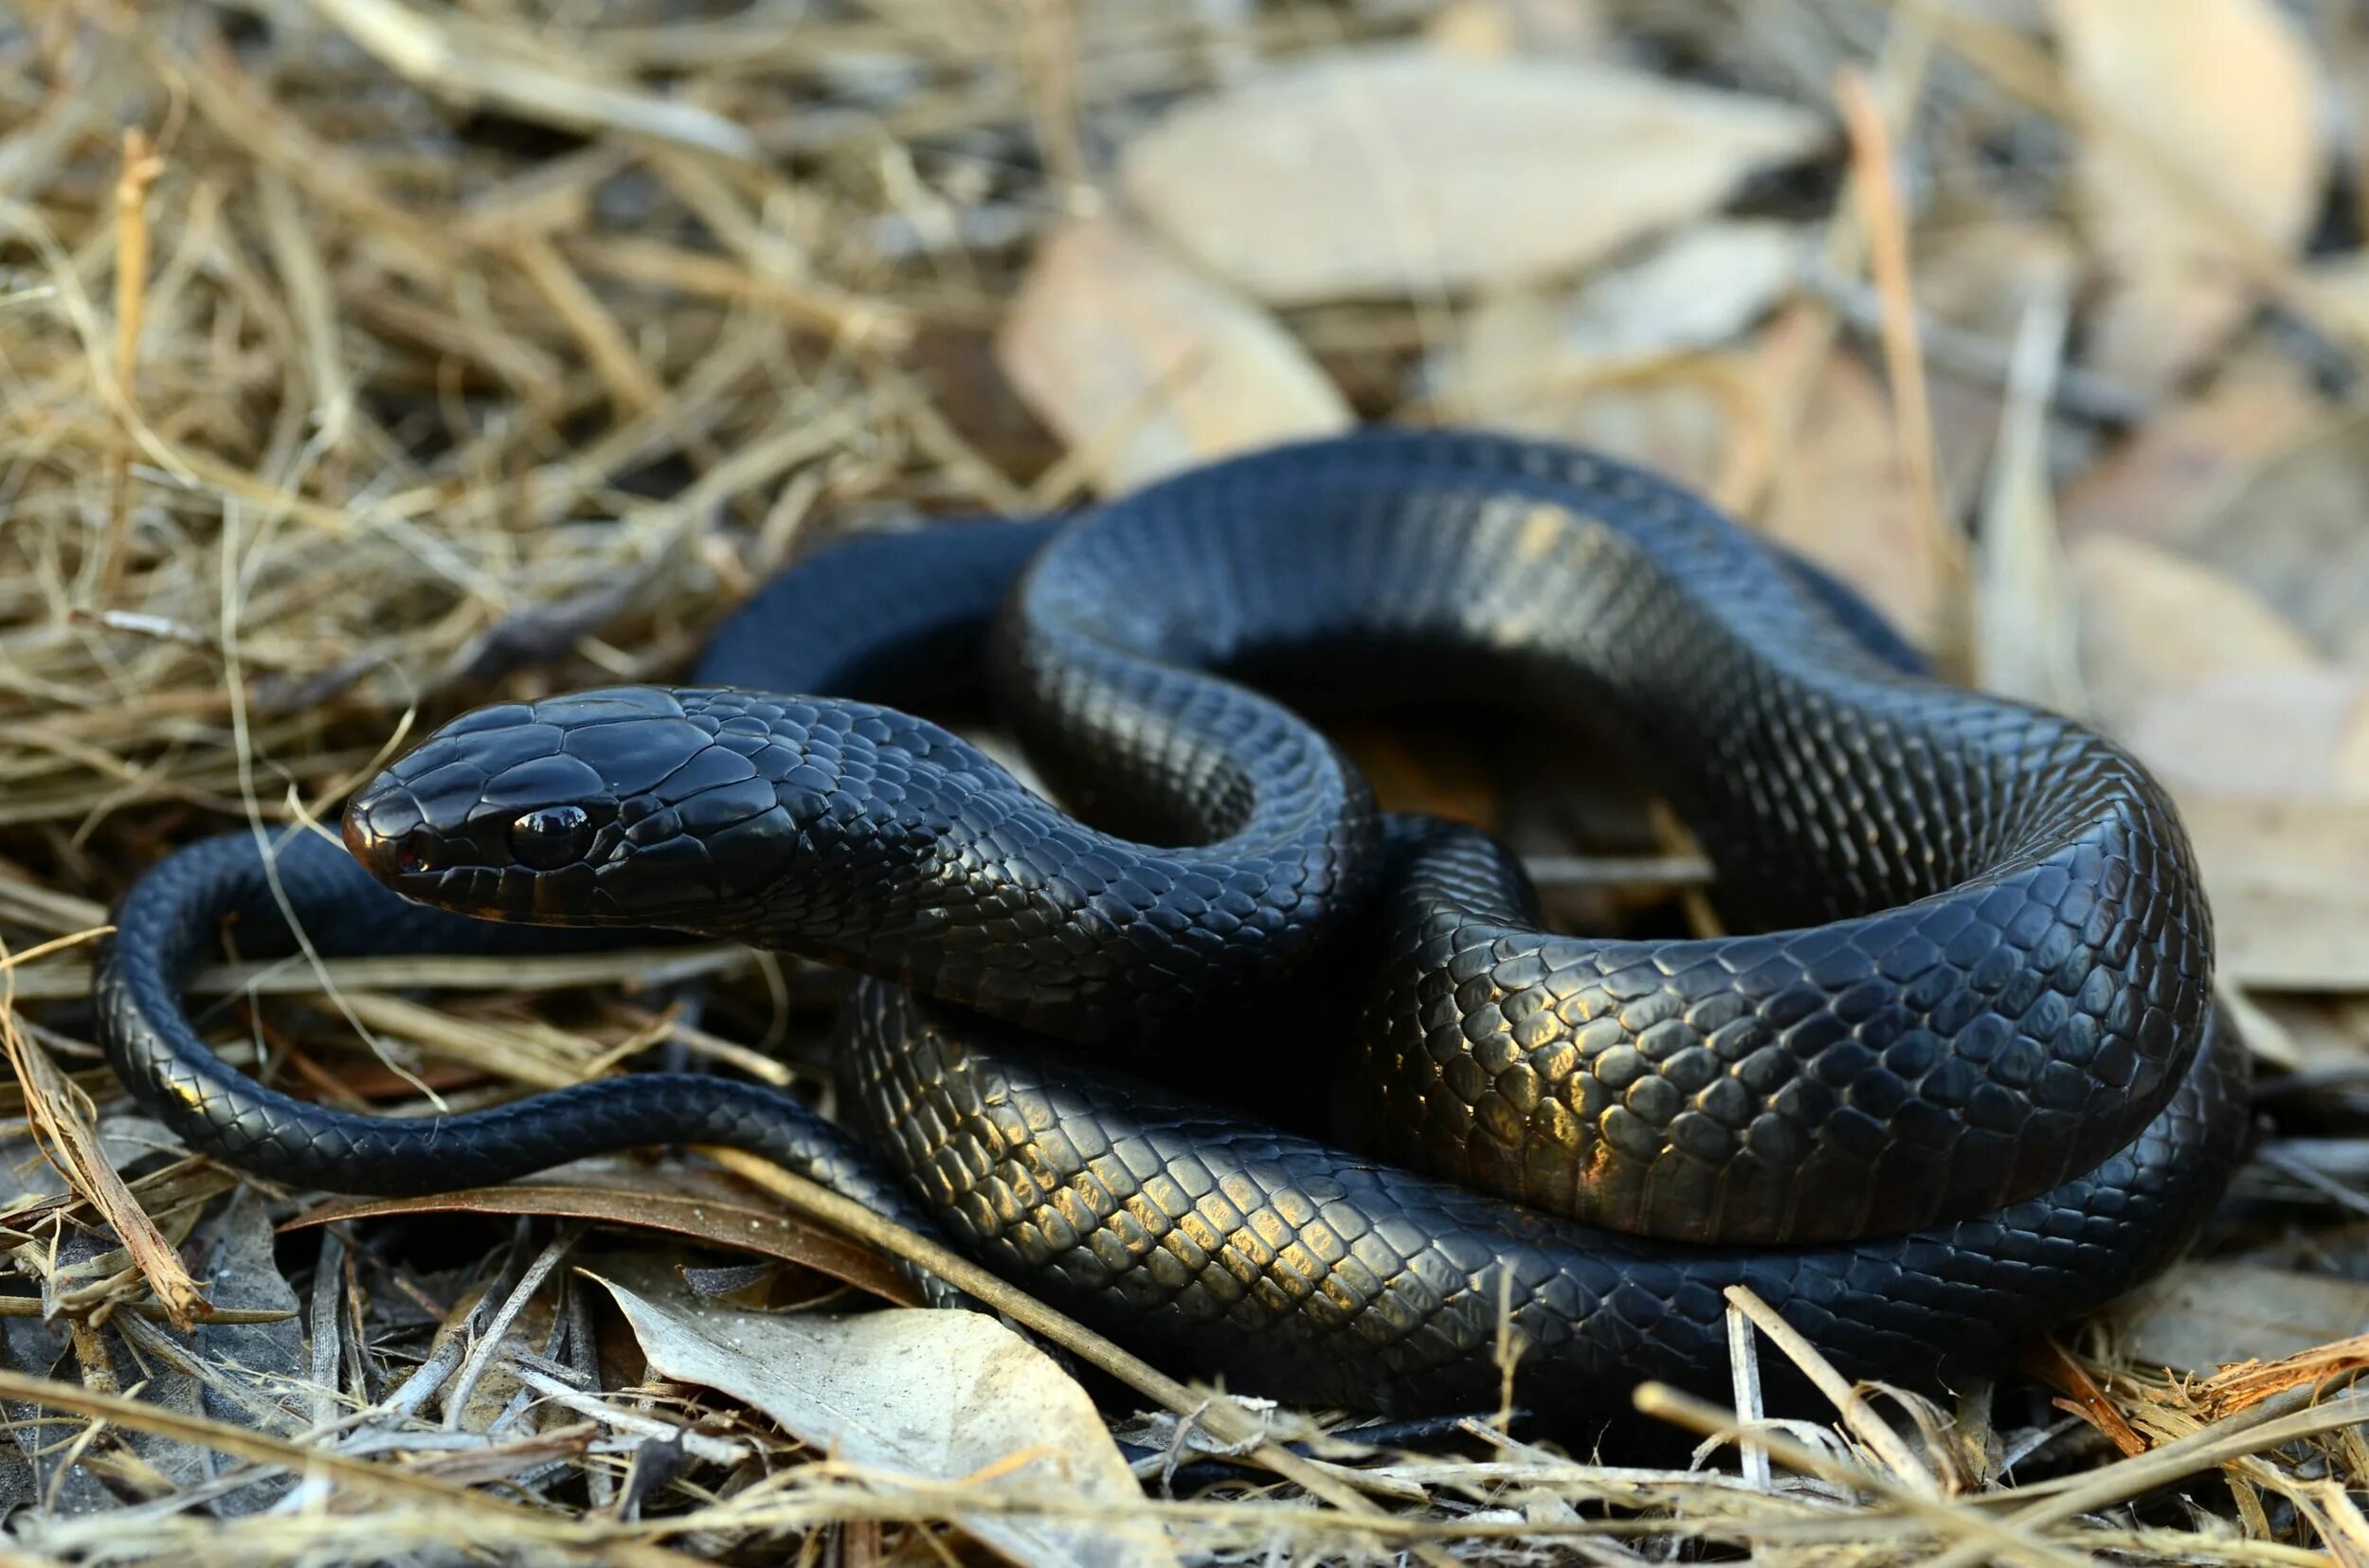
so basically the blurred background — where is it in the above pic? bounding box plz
[1,0,2368,1558]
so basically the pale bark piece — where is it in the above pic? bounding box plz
[998,216,1350,493]
[2110,1263,2369,1374]
[592,1274,1178,1568]
[2050,0,2325,391]
[2179,797,2369,990]
[2070,533,2322,736]
[1119,45,1825,305]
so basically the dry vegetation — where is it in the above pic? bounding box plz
[0,0,2366,1561]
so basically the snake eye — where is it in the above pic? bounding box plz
[509,805,593,871]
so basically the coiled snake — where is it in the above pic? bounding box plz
[97,430,2246,1416]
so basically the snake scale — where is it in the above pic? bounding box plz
[97,430,2247,1417]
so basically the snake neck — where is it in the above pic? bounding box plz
[343,684,1377,1044]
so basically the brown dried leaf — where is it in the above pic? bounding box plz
[998,217,1349,493]
[1759,356,1949,651]
[2124,669,2369,802]
[2070,534,2323,736]
[1444,221,1803,415]
[2051,0,2325,390]
[2172,409,2369,662]
[2110,1264,2369,1376]
[2058,346,2326,548]
[285,1168,917,1307]
[2179,797,2369,988]
[1438,223,1800,495]
[1119,45,1824,306]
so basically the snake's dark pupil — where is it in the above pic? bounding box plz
[510,804,592,871]
[395,832,433,875]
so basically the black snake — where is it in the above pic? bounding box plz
[97,430,2246,1416]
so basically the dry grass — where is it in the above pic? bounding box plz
[0,0,2360,1562]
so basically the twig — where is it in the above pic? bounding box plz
[1924,1390,2369,1568]
[1722,1286,1940,1496]
[443,1230,578,1431]
[97,127,163,599]
[1800,263,2152,428]
[1836,65,1965,677]
[0,933,206,1328]
[0,1367,705,1566]
[1634,1382,2093,1568]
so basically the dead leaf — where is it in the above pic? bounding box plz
[2058,345,2325,548]
[2179,797,2369,989]
[2065,529,2369,812]
[2050,0,2325,390]
[2243,994,2369,1073]
[2108,1264,2369,1375]
[1435,223,1801,494]
[285,1166,918,1307]
[1119,44,1825,305]
[2173,409,2369,662]
[1758,354,1949,650]
[2071,533,2323,736]
[1428,0,1608,58]
[2124,669,2369,802]
[1442,220,1804,416]
[998,216,1348,493]
[591,1273,1178,1568]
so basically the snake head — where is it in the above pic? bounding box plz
[341,685,966,935]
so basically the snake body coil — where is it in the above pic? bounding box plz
[97,431,2246,1415]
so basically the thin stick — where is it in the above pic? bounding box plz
[1924,1390,2369,1568]
[0,1367,702,1566]
[443,1230,577,1431]
[1634,1382,2092,1568]
[1722,1286,1939,1496]
[1836,66,1965,678]
[0,946,207,1328]
[98,128,164,599]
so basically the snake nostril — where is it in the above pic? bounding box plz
[394,829,436,876]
